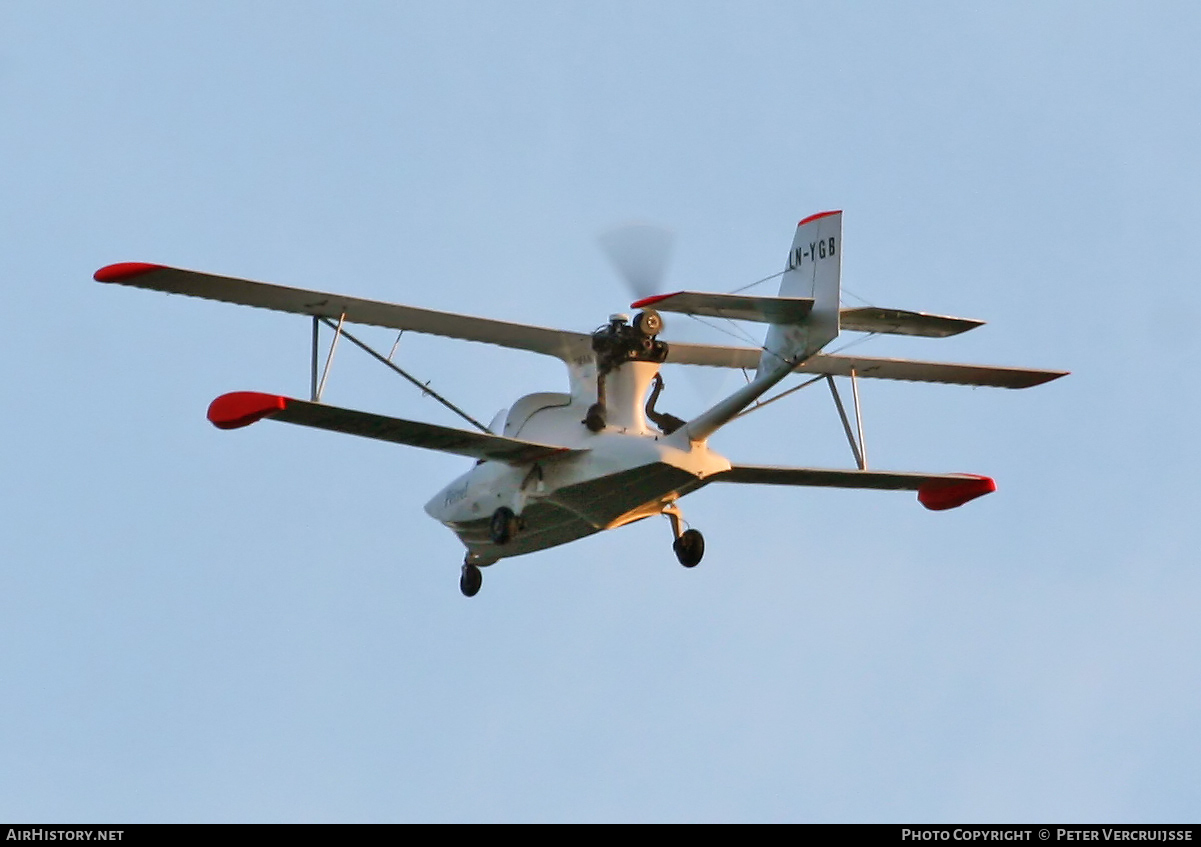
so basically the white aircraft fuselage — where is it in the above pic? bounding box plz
[425,357,729,565]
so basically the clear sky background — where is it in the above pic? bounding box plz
[2,1,1199,823]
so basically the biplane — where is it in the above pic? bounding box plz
[95,211,1065,596]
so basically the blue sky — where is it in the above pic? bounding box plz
[2,1,1199,822]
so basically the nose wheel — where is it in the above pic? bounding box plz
[663,504,704,568]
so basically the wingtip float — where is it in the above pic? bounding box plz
[917,475,997,511]
[94,262,165,283]
[207,392,288,430]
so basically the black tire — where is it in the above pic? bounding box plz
[460,564,482,597]
[489,506,517,545]
[634,309,663,337]
[673,528,705,568]
[584,403,606,432]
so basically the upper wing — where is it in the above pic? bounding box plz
[207,391,584,464]
[665,343,1067,388]
[711,464,996,510]
[631,291,814,323]
[663,341,762,368]
[797,353,1067,388]
[95,262,592,360]
[839,307,984,338]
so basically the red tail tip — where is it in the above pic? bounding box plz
[797,210,841,227]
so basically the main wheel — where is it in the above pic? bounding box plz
[673,528,705,568]
[489,506,518,545]
[460,563,482,597]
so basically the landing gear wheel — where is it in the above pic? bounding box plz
[460,563,482,597]
[489,506,518,545]
[673,528,705,568]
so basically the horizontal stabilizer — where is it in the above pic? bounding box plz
[206,391,584,464]
[665,344,1067,388]
[839,307,984,338]
[95,263,591,361]
[628,294,979,337]
[631,291,814,324]
[711,464,996,510]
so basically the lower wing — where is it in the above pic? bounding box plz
[207,392,584,464]
[710,464,996,510]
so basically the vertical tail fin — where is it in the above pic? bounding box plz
[674,212,845,444]
[756,210,842,379]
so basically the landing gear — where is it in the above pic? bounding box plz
[460,563,482,597]
[673,528,705,568]
[489,506,518,545]
[663,503,705,568]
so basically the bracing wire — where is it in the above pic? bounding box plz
[728,269,786,294]
[840,286,875,307]
[731,374,827,421]
[684,313,761,347]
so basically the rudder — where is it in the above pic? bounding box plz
[756,210,842,378]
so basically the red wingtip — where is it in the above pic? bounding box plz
[630,291,681,309]
[797,210,842,227]
[918,475,996,511]
[94,262,166,283]
[207,392,289,430]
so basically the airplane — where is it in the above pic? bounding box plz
[95,211,1066,597]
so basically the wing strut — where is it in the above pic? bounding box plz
[851,370,867,468]
[310,317,320,401]
[725,367,871,469]
[723,364,873,469]
[826,373,868,470]
[314,313,345,402]
[310,316,490,433]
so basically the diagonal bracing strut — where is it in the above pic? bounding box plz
[850,367,867,469]
[825,373,867,470]
[312,313,346,403]
[313,316,490,433]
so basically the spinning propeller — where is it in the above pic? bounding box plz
[598,223,675,303]
[597,223,734,406]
